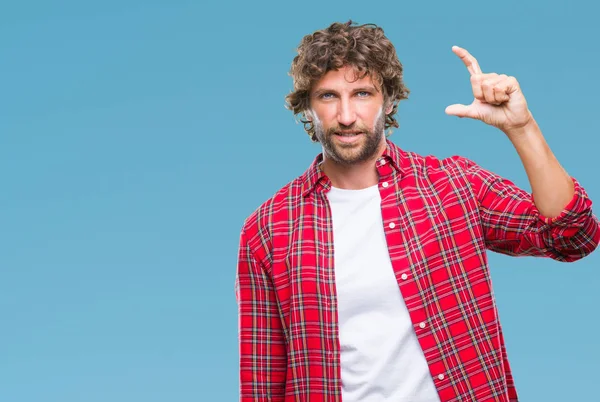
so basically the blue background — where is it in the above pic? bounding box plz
[1,1,598,401]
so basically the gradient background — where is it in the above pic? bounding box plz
[1,1,599,401]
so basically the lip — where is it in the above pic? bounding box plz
[334,132,363,144]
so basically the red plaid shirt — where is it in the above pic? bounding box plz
[236,139,599,402]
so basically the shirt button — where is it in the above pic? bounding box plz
[389,222,396,229]
[419,322,426,329]
[438,374,445,380]
[382,181,389,188]
[401,273,408,280]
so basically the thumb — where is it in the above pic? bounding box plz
[445,104,477,119]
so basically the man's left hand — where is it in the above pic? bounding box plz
[445,46,534,136]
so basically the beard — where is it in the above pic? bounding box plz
[313,109,386,166]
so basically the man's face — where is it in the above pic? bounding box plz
[309,65,392,165]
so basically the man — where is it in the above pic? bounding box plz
[235,21,599,402]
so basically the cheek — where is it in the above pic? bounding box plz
[312,108,336,127]
[362,107,384,126]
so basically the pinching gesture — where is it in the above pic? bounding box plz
[445,46,534,136]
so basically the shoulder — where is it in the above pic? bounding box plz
[401,149,511,201]
[240,174,305,243]
[397,149,496,198]
[401,149,476,177]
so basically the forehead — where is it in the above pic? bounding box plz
[312,65,379,91]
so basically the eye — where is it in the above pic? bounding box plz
[319,92,335,100]
[356,91,370,97]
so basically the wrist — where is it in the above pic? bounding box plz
[503,116,539,144]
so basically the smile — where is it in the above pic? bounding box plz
[334,132,363,144]
[335,132,362,137]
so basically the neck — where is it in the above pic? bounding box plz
[321,140,387,190]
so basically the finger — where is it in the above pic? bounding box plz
[445,104,478,119]
[481,75,502,105]
[486,75,511,104]
[452,45,482,76]
[471,73,499,103]
[504,75,521,95]
[493,77,511,104]
[470,74,484,101]
[478,74,512,105]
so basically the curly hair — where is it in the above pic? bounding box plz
[285,20,410,142]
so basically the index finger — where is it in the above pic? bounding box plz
[452,45,482,75]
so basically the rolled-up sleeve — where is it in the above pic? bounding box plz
[235,228,287,401]
[462,158,600,261]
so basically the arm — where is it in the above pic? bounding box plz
[445,46,599,260]
[506,118,573,218]
[235,228,287,401]
[464,157,599,261]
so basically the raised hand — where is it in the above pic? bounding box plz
[445,46,533,135]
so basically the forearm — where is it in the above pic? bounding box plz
[505,118,574,218]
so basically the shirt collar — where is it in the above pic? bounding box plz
[300,139,406,197]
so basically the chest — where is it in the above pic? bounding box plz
[270,174,488,336]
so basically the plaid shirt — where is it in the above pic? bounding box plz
[235,139,599,402]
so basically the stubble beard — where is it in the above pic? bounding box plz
[313,109,386,166]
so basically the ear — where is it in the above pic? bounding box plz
[384,102,394,115]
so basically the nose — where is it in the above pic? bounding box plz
[337,97,357,127]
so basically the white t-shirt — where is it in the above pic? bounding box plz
[327,185,441,402]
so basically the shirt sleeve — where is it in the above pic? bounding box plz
[462,158,600,261]
[235,228,287,401]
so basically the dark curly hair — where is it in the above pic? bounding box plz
[285,21,410,142]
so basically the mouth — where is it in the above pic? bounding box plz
[335,131,362,137]
[333,131,363,144]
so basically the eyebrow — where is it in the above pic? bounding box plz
[353,86,379,93]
